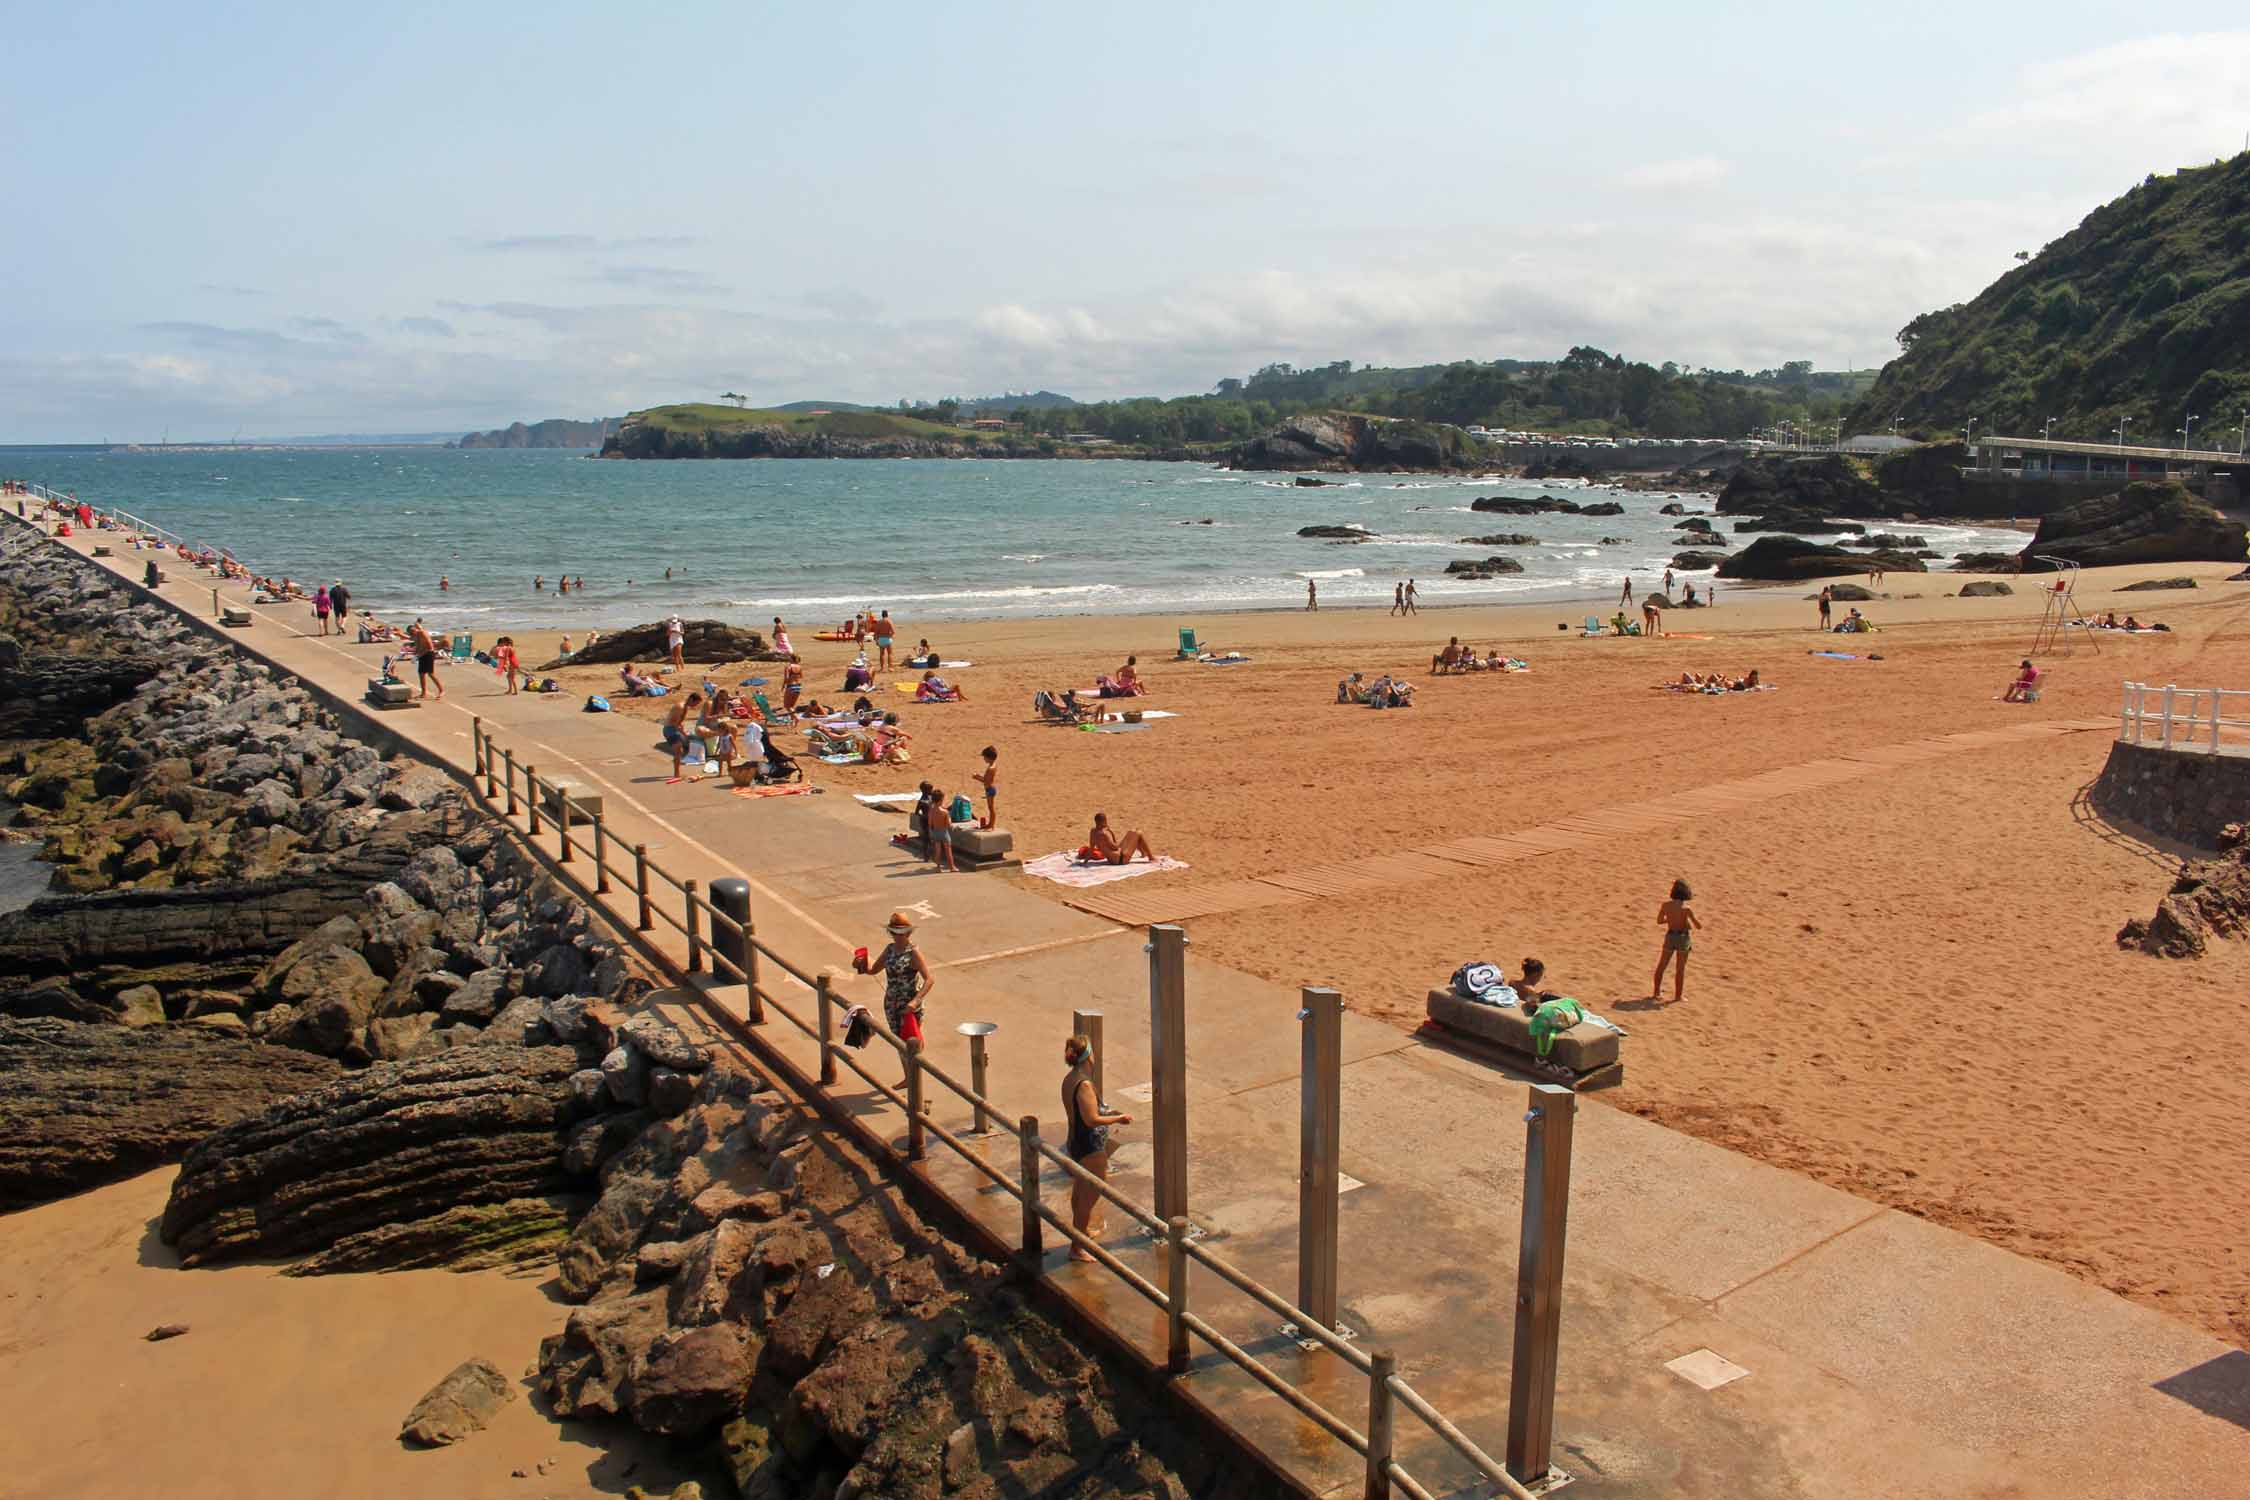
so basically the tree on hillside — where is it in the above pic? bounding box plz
[719,391,748,407]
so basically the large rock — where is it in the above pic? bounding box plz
[159,1043,597,1266]
[1670,550,1730,570]
[0,1017,342,1210]
[1718,536,1926,581]
[542,620,774,671]
[1227,411,1482,472]
[400,1357,517,1447]
[288,1196,581,1276]
[2019,482,2247,570]
[1295,525,1372,540]
[1716,455,1885,518]
[1444,556,1525,578]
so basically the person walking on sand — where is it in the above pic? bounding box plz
[1620,575,1633,608]
[875,609,895,669]
[1062,1032,1133,1260]
[975,745,1000,828]
[1663,567,1675,597]
[1405,578,1419,614]
[408,618,443,701]
[328,579,351,628]
[771,616,794,658]
[666,614,685,672]
[313,584,332,636]
[1818,585,1833,631]
[1391,581,1405,616]
[856,910,933,1087]
[1307,578,1318,611]
[1651,877,1702,1004]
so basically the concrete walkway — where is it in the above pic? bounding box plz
[23,514,2248,1498]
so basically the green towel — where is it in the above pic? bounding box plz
[1528,997,1586,1059]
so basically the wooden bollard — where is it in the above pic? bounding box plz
[684,879,702,973]
[634,844,652,931]
[525,766,541,834]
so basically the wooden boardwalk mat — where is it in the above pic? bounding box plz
[1255,862,1401,899]
[1064,879,1308,926]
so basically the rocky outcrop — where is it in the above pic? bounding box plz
[2117,576,2198,591]
[1444,556,1525,578]
[0,643,164,738]
[0,1017,343,1209]
[1460,533,1538,546]
[2118,826,2249,958]
[1958,581,2014,597]
[1227,411,1482,472]
[1717,455,1885,518]
[1296,525,1371,540]
[1470,495,1588,515]
[541,620,777,671]
[285,1196,582,1276]
[2019,482,2247,570]
[159,1042,602,1266]
[1671,550,1730,570]
[1718,537,1927,581]
[1951,551,2019,572]
[1731,514,1867,536]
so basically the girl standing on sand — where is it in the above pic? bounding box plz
[494,635,521,694]
[1652,878,1702,1004]
[975,745,998,829]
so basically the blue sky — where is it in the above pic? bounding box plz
[5,1,2249,440]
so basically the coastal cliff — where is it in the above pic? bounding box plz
[456,416,620,449]
[599,402,1181,460]
[1224,410,1485,472]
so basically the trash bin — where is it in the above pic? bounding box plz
[710,877,751,982]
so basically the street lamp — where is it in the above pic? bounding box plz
[2114,417,2129,452]
[1965,416,1980,444]
[2043,416,2056,442]
[2238,407,2246,456]
[2179,412,2198,452]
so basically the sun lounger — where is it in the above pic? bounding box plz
[751,691,794,729]
[1581,616,1605,636]
[450,634,473,661]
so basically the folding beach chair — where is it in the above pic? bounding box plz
[450,633,473,660]
[1176,627,1199,660]
[1581,616,1605,637]
[751,691,793,729]
[1034,689,1092,724]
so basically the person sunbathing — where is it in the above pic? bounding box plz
[1113,655,1144,694]
[1732,669,1762,691]
[916,671,966,702]
[620,662,657,696]
[909,639,938,668]
[1431,637,1463,674]
[2100,612,2120,629]
[1337,671,1368,704]
[842,654,874,693]
[1086,811,1158,865]
[2123,615,2145,631]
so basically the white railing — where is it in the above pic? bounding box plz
[11,484,188,550]
[2119,682,2250,753]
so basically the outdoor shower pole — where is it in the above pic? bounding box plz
[1148,925,1189,1223]
[1299,985,1343,1329]
[1507,1083,1577,1484]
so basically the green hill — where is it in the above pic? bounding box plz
[1849,155,2250,441]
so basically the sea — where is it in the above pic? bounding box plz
[3,448,2028,634]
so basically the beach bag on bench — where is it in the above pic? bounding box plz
[1450,962,1509,1002]
[949,794,974,824]
[584,695,612,713]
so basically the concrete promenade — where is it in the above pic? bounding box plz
[22,513,2248,1498]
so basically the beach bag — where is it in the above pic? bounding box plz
[844,1007,873,1049]
[949,794,974,823]
[899,1008,924,1043]
[584,695,611,713]
[1451,962,1507,1001]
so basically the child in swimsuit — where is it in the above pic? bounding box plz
[1652,878,1701,1004]
[976,745,998,829]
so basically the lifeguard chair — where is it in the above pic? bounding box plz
[2029,556,2100,657]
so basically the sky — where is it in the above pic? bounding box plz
[6,1,2250,441]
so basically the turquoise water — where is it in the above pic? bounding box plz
[5,448,2024,633]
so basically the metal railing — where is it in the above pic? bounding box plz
[467,716,1543,1500]
[2119,681,2250,753]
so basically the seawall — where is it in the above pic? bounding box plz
[2090,737,2250,849]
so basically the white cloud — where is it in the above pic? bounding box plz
[1615,155,1732,190]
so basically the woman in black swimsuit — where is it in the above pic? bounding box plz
[1061,1034,1133,1262]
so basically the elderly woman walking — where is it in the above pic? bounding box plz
[856,909,934,1088]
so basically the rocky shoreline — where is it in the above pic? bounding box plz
[1,518,1281,1498]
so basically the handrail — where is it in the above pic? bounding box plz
[2118,680,2250,753]
[28,494,1541,1500]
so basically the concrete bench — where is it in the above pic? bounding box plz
[365,679,414,708]
[951,825,1018,871]
[91,545,112,557]
[219,606,253,627]
[1422,988,1622,1089]
[541,779,604,820]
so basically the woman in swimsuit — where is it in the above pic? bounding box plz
[1061,1033,1133,1262]
[1651,878,1701,1004]
[858,910,934,1086]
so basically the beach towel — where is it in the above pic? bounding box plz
[852,791,920,807]
[1196,653,1252,665]
[1021,851,1190,887]
[731,783,817,799]
[1809,651,1860,660]
[817,752,862,765]
[1083,722,1151,733]
[940,660,974,668]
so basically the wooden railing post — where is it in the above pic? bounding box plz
[633,844,652,931]
[1018,1117,1043,1267]
[1365,1350,1398,1500]
[592,814,612,893]
[504,748,518,815]
[816,971,839,1085]
[684,879,703,973]
[483,732,499,798]
[906,1044,927,1161]
[525,766,542,834]
[471,717,483,778]
[1167,1216,1191,1374]
[556,788,573,862]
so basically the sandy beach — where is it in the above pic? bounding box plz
[511,561,2250,1348]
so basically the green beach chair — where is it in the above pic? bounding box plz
[752,691,793,729]
[1581,616,1604,637]
[450,633,473,660]
[1176,627,1198,659]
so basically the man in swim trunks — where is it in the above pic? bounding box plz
[664,692,701,783]
[408,618,443,701]
[875,610,895,670]
[1087,811,1157,865]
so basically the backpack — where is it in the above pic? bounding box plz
[1450,962,1508,1001]
[584,695,611,713]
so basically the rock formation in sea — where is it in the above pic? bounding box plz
[1716,536,1928,581]
[2017,481,2249,569]
[1226,411,1482,472]
[540,619,780,672]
